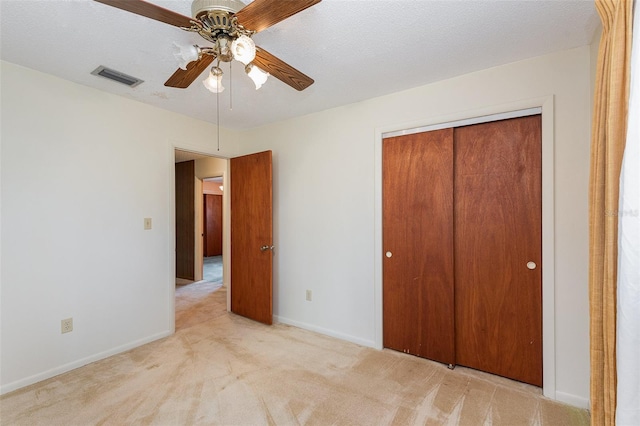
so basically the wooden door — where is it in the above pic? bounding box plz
[383,129,455,365]
[204,194,223,256]
[175,160,195,280]
[230,151,273,325]
[454,115,542,386]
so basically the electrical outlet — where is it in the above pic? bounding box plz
[61,318,73,334]
[306,290,312,302]
[144,218,152,230]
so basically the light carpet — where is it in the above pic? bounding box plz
[1,286,589,425]
[175,280,224,332]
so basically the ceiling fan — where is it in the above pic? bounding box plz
[94,0,321,92]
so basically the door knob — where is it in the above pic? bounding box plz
[260,245,274,252]
[527,261,537,270]
[386,251,392,258]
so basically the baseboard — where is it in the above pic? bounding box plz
[276,317,589,410]
[0,330,172,395]
[274,315,376,348]
[555,391,590,409]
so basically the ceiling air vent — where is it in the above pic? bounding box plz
[91,66,144,87]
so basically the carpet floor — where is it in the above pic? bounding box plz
[202,256,223,283]
[175,280,225,332]
[176,256,222,287]
[1,286,590,425]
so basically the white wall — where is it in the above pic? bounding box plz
[0,61,239,393]
[236,46,593,407]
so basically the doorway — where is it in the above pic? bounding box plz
[203,177,224,284]
[174,150,230,330]
[173,148,275,329]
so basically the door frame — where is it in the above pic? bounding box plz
[374,96,556,399]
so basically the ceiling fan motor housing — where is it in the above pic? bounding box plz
[190,0,249,54]
[191,0,246,18]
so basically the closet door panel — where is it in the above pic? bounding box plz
[176,160,195,280]
[454,115,542,386]
[383,128,455,365]
[204,194,223,256]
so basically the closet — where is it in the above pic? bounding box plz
[382,115,542,386]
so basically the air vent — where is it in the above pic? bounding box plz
[91,66,144,87]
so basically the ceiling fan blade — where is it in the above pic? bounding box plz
[165,55,215,88]
[234,0,321,33]
[253,48,314,91]
[94,0,195,28]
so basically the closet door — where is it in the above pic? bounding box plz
[454,115,542,386]
[175,160,195,280]
[383,128,455,365]
[204,194,223,256]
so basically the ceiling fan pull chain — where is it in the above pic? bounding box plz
[216,85,220,152]
[229,60,233,111]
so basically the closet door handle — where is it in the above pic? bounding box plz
[526,261,537,270]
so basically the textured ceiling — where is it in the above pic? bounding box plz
[1,0,598,130]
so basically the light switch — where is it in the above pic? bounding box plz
[144,218,152,230]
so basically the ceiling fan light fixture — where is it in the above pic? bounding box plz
[231,35,256,65]
[245,63,269,90]
[203,66,225,93]
[94,0,319,93]
[173,43,201,70]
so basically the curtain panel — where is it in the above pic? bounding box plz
[616,0,640,424]
[589,0,633,425]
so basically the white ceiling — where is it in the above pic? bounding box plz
[1,0,599,130]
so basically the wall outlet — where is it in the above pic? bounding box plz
[306,290,312,302]
[144,218,152,230]
[61,318,73,334]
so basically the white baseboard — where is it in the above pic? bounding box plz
[277,317,590,411]
[0,330,172,395]
[274,315,376,348]
[555,391,590,409]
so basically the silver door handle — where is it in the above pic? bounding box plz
[260,245,274,252]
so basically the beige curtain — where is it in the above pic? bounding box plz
[589,0,633,424]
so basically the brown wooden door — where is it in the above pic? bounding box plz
[454,115,542,386]
[175,160,195,280]
[204,194,223,256]
[230,151,273,325]
[382,128,456,365]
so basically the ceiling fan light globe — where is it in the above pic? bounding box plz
[173,43,200,70]
[246,63,269,90]
[231,35,256,65]
[203,68,225,93]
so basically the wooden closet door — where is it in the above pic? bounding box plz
[383,128,455,365]
[454,115,542,386]
[175,160,195,280]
